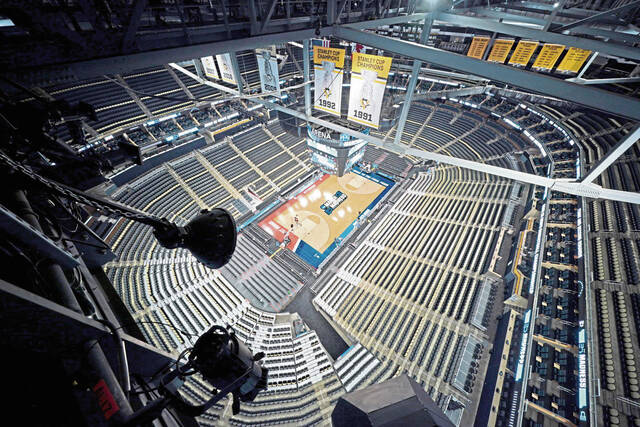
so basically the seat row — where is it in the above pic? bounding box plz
[315,165,516,414]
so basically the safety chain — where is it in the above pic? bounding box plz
[0,150,163,226]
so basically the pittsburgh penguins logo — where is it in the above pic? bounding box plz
[320,60,335,99]
[359,69,377,111]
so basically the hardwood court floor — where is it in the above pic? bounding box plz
[262,172,385,253]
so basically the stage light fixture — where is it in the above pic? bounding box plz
[153,208,237,269]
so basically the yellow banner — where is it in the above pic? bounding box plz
[351,52,393,80]
[557,47,592,73]
[313,46,345,68]
[532,43,565,70]
[467,36,490,59]
[508,41,539,66]
[487,39,515,63]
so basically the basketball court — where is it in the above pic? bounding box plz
[259,167,394,267]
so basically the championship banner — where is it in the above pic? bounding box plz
[487,39,515,63]
[467,36,490,59]
[311,39,331,61]
[314,46,345,117]
[347,52,393,129]
[557,47,592,74]
[256,50,280,96]
[509,41,539,66]
[201,56,219,79]
[532,43,565,71]
[216,53,237,84]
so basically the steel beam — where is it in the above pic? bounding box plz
[565,26,640,46]
[394,15,433,145]
[259,0,279,33]
[17,13,436,83]
[487,86,570,107]
[286,45,304,74]
[496,3,623,25]
[193,57,206,79]
[0,278,175,379]
[576,52,598,79]
[333,26,640,121]
[409,85,487,101]
[170,61,550,186]
[52,27,332,82]
[230,52,244,93]
[169,63,238,95]
[121,0,147,51]
[328,0,337,25]
[435,12,640,61]
[513,1,625,18]
[552,1,640,32]
[169,61,640,204]
[501,1,588,14]
[566,76,640,85]
[248,0,259,34]
[543,0,567,32]
[591,187,640,205]
[581,125,640,184]
[445,9,640,45]
[393,63,489,82]
[289,108,557,188]
[0,204,79,270]
[303,39,312,117]
[335,0,349,24]
[165,64,194,99]
[344,12,429,29]
[116,74,153,118]
[219,0,231,38]
[395,82,573,107]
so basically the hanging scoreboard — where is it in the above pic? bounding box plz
[557,47,592,74]
[487,39,515,63]
[532,43,565,71]
[216,53,237,84]
[467,36,490,59]
[201,56,219,79]
[347,52,393,129]
[509,41,539,66]
[256,50,280,96]
[306,124,370,176]
[313,47,346,116]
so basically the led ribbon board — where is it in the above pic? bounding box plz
[201,56,220,79]
[313,46,346,117]
[347,52,392,129]
[216,53,237,84]
[256,50,280,96]
[577,325,588,421]
[515,309,532,382]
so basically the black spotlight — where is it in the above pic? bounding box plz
[154,208,237,269]
[124,325,267,425]
[189,325,268,405]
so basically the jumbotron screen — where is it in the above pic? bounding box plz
[306,125,368,176]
